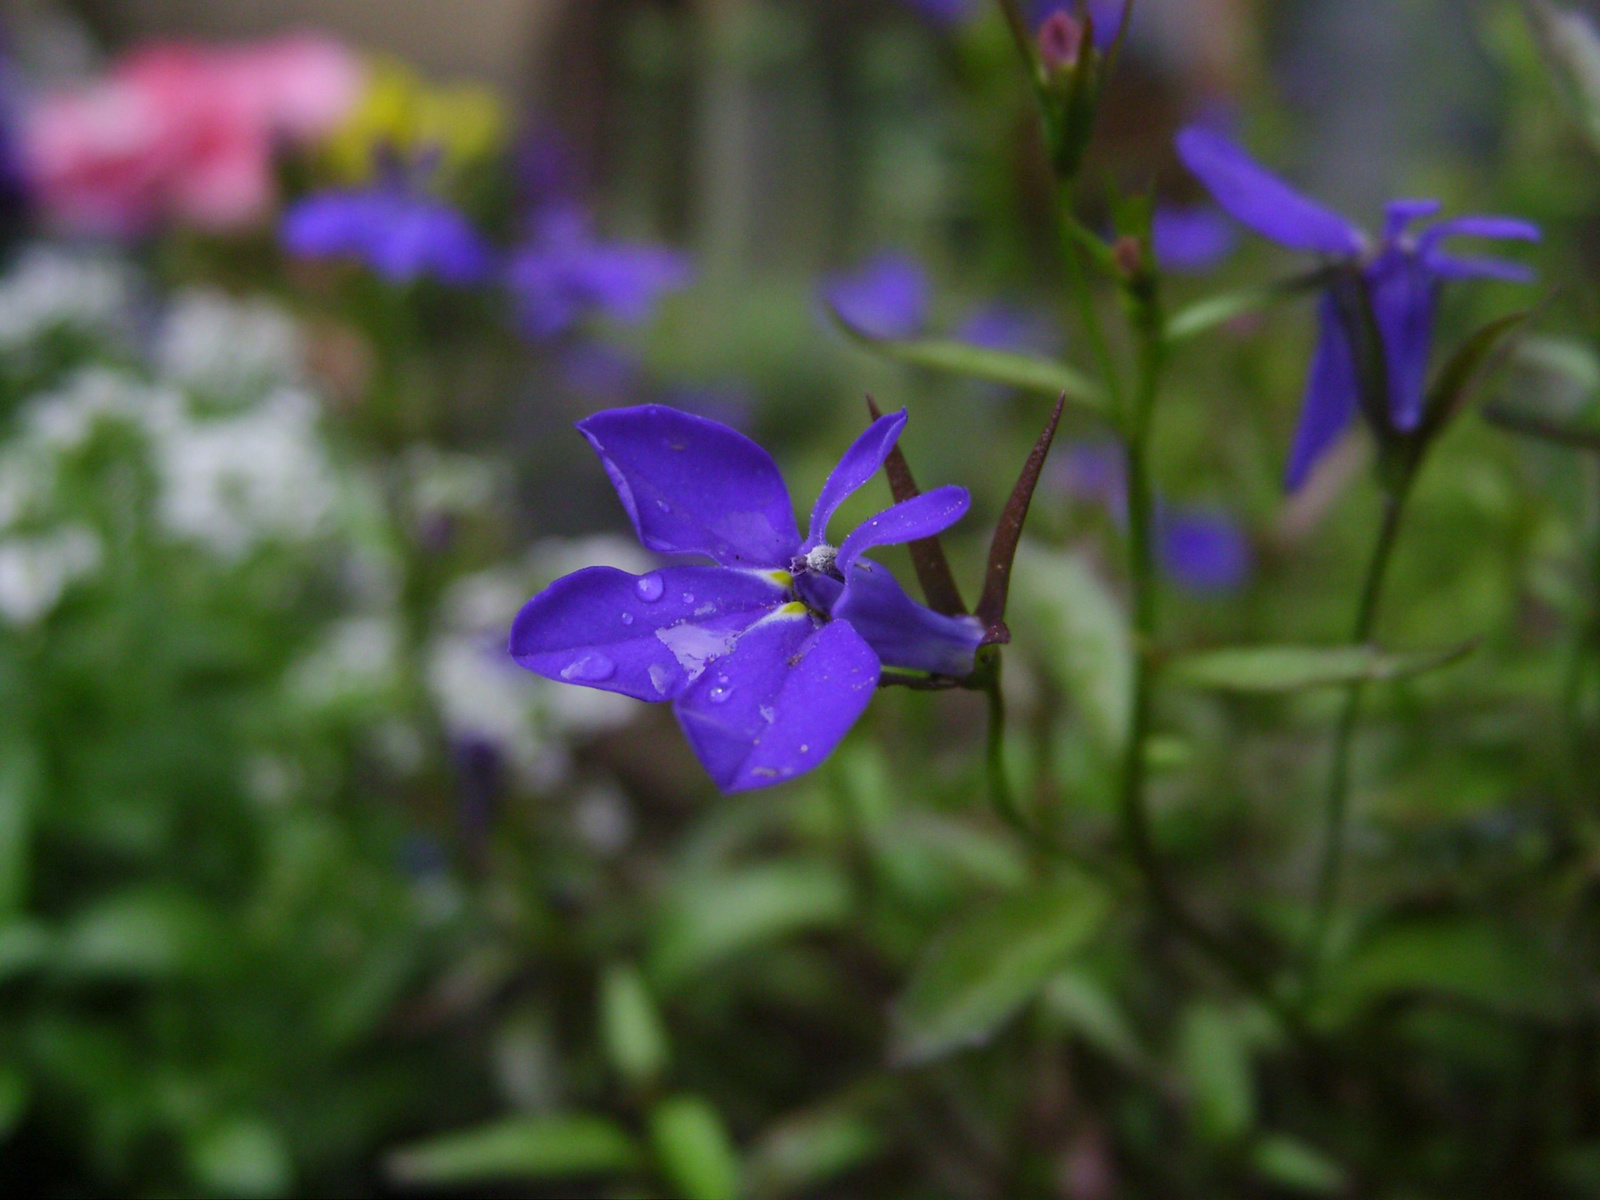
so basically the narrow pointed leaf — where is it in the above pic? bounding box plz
[386,1114,641,1185]
[976,394,1068,638]
[1165,642,1476,693]
[1165,267,1334,342]
[1528,0,1600,151]
[1483,335,1600,450]
[866,395,967,615]
[649,1095,741,1200]
[1418,309,1533,443]
[833,317,1105,415]
[1252,1136,1346,1195]
[890,875,1109,1066]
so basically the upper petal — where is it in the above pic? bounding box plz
[1175,127,1366,257]
[1286,293,1361,492]
[509,564,787,701]
[832,558,983,676]
[578,405,802,568]
[674,612,880,792]
[1418,215,1541,249]
[837,485,970,574]
[806,409,907,550]
[1421,253,1536,284]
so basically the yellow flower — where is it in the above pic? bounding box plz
[322,57,508,182]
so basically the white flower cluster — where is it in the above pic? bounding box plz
[0,267,343,626]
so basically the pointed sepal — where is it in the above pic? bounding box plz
[975,393,1068,642]
[865,395,968,617]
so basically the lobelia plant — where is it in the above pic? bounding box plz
[509,400,1064,794]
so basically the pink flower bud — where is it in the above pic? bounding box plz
[1038,11,1085,72]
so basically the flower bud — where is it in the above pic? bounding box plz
[1038,11,1085,72]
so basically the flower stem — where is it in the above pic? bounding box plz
[979,647,1028,842]
[1303,477,1412,988]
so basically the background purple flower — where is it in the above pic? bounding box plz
[1051,439,1128,520]
[1159,508,1252,593]
[1152,204,1239,274]
[507,202,693,340]
[821,252,931,340]
[955,302,1060,355]
[280,184,492,285]
[1176,125,1539,490]
[896,0,980,26]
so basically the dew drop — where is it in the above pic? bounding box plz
[707,676,734,704]
[799,744,809,753]
[560,652,616,683]
[635,573,665,602]
[681,593,695,604]
[758,705,775,724]
[620,612,634,625]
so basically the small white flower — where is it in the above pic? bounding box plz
[156,288,306,402]
[0,525,102,626]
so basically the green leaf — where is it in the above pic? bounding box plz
[1165,268,1331,342]
[56,887,223,980]
[0,1065,29,1139]
[188,1118,294,1198]
[649,860,852,990]
[1041,970,1153,1074]
[649,1095,741,1200]
[386,1114,641,1186]
[0,742,40,916]
[1251,1134,1346,1194]
[832,320,1105,415]
[1178,1002,1255,1145]
[1529,0,1600,150]
[1483,335,1600,451]
[0,920,51,982]
[601,962,671,1089]
[1165,642,1476,693]
[891,876,1110,1066]
[744,1095,886,1199]
[1418,309,1532,443]
[1313,916,1565,1027]
[1010,543,1133,752]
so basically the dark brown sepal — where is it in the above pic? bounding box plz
[865,395,969,617]
[975,392,1068,634]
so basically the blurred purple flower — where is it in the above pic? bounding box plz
[510,405,982,792]
[1052,439,1127,520]
[896,0,980,26]
[280,182,492,285]
[822,252,930,340]
[508,202,693,340]
[1159,508,1252,593]
[955,302,1060,355]
[559,342,643,398]
[1152,204,1238,274]
[1176,125,1539,490]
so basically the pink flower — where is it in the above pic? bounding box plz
[23,35,362,236]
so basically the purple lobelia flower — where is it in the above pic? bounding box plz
[510,405,984,792]
[1176,126,1540,491]
[1152,204,1239,274]
[507,201,693,340]
[897,0,980,26]
[1159,508,1252,593]
[281,179,493,285]
[821,252,931,341]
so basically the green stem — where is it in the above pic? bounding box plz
[981,649,1028,842]
[1304,479,1412,985]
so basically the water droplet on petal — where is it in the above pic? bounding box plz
[636,573,665,602]
[560,652,616,683]
[758,705,775,724]
[707,676,734,704]
[620,612,634,625]
[681,593,695,604]
[799,744,809,753]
